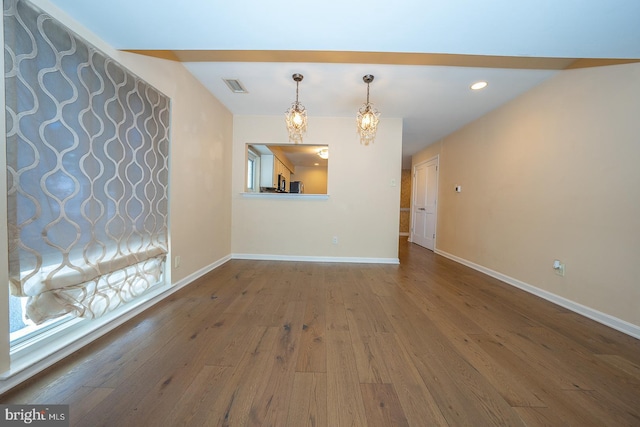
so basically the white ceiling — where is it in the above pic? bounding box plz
[47,0,640,168]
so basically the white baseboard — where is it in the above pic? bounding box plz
[172,254,231,289]
[232,253,400,265]
[0,254,231,395]
[434,249,640,340]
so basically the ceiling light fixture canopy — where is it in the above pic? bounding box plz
[317,148,329,159]
[356,74,380,145]
[285,73,307,144]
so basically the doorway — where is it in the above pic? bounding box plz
[411,156,439,250]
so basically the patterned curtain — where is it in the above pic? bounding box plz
[4,0,170,324]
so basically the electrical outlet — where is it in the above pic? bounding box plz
[175,256,181,269]
[332,236,338,245]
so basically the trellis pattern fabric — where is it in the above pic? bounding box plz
[4,0,170,324]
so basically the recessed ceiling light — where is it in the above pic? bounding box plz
[223,78,248,93]
[470,81,488,90]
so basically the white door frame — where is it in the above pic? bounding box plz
[410,155,439,250]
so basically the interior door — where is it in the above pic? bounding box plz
[411,157,438,250]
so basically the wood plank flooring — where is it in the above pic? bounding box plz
[2,240,640,426]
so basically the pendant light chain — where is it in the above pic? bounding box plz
[285,73,307,143]
[357,74,380,145]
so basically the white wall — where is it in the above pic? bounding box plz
[0,0,233,376]
[413,62,640,331]
[290,166,328,194]
[232,115,403,261]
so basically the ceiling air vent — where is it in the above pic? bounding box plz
[223,78,248,93]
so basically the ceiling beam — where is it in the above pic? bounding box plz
[123,50,640,70]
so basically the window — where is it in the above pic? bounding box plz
[246,144,329,194]
[247,148,260,192]
[4,0,170,343]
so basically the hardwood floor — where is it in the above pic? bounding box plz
[2,240,640,426]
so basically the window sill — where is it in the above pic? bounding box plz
[241,192,329,200]
[0,281,172,390]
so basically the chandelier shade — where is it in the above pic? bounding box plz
[285,73,307,143]
[356,74,380,145]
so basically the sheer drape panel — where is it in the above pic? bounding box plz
[4,0,170,324]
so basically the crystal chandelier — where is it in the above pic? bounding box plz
[285,73,307,144]
[356,74,380,145]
